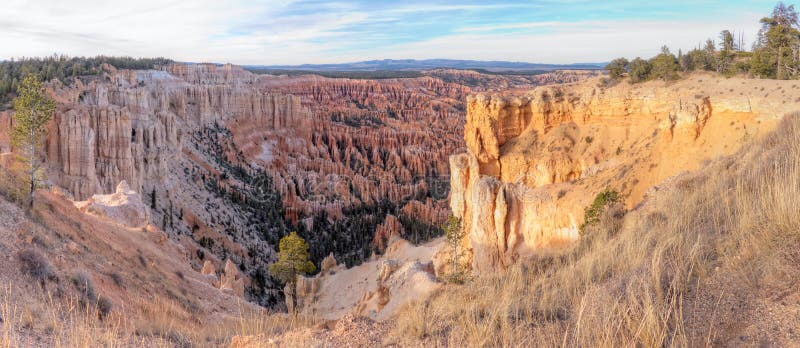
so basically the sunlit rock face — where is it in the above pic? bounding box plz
[451,74,800,274]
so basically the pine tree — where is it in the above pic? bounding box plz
[10,75,55,208]
[604,57,629,79]
[650,46,681,81]
[268,232,316,285]
[718,30,737,74]
[752,2,800,78]
[443,215,466,283]
[719,30,737,51]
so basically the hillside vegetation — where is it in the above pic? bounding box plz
[0,56,172,107]
[606,2,800,82]
[389,114,800,346]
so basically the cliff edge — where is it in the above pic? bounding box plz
[450,73,800,273]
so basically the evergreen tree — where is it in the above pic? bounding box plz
[628,57,652,83]
[751,2,800,78]
[10,75,56,208]
[268,232,316,285]
[718,30,737,74]
[443,216,466,283]
[604,57,629,79]
[649,46,681,81]
[719,30,737,51]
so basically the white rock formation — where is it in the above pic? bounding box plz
[74,181,150,228]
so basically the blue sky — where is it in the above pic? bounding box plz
[0,0,780,65]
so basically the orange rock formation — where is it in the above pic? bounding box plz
[450,73,800,273]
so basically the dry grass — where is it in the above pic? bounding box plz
[389,114,800,347]
[0,181,317,347]
[1,285,133,348]
[0,283,317,348]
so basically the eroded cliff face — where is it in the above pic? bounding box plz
[0,64,314,304]
[0,63,599,304]
[41,64,307,201]
[451,73,800,273]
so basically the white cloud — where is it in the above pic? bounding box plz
[359,16,764,64]
[0,1,766,65]
[385,3,533,14]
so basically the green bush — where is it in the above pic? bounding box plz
[628,58,651,83]
[605,58,629,79]
[580,189,620,235]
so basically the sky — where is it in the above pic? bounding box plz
[0,0,781,65]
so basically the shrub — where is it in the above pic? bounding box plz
[605,57,629,79]
[580,189,621,235]
[628,57,652,83]
[72,271,97,303]
[110,272,124,288]
[97,296,113,319]
[17,248,54,282]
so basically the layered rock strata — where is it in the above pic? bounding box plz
[450,74,800,273]
[0,63,598,303]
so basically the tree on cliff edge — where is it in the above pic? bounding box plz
[270,232,316,312]
[269,231,316,285]
[11,75,55,208]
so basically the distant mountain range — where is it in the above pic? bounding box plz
[245,59,606,72]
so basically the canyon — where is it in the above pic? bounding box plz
[0,63,596,305]
[2,63,800,346]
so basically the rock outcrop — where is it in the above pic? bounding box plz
[219,259,246,297]
[451,74,800,273]
[198,259,245,298]
[373,215,404,251]
[292,238,442,321]
[43,64,308,201]
[74,181,150,228]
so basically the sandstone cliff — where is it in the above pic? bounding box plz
[450,73,800,273]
